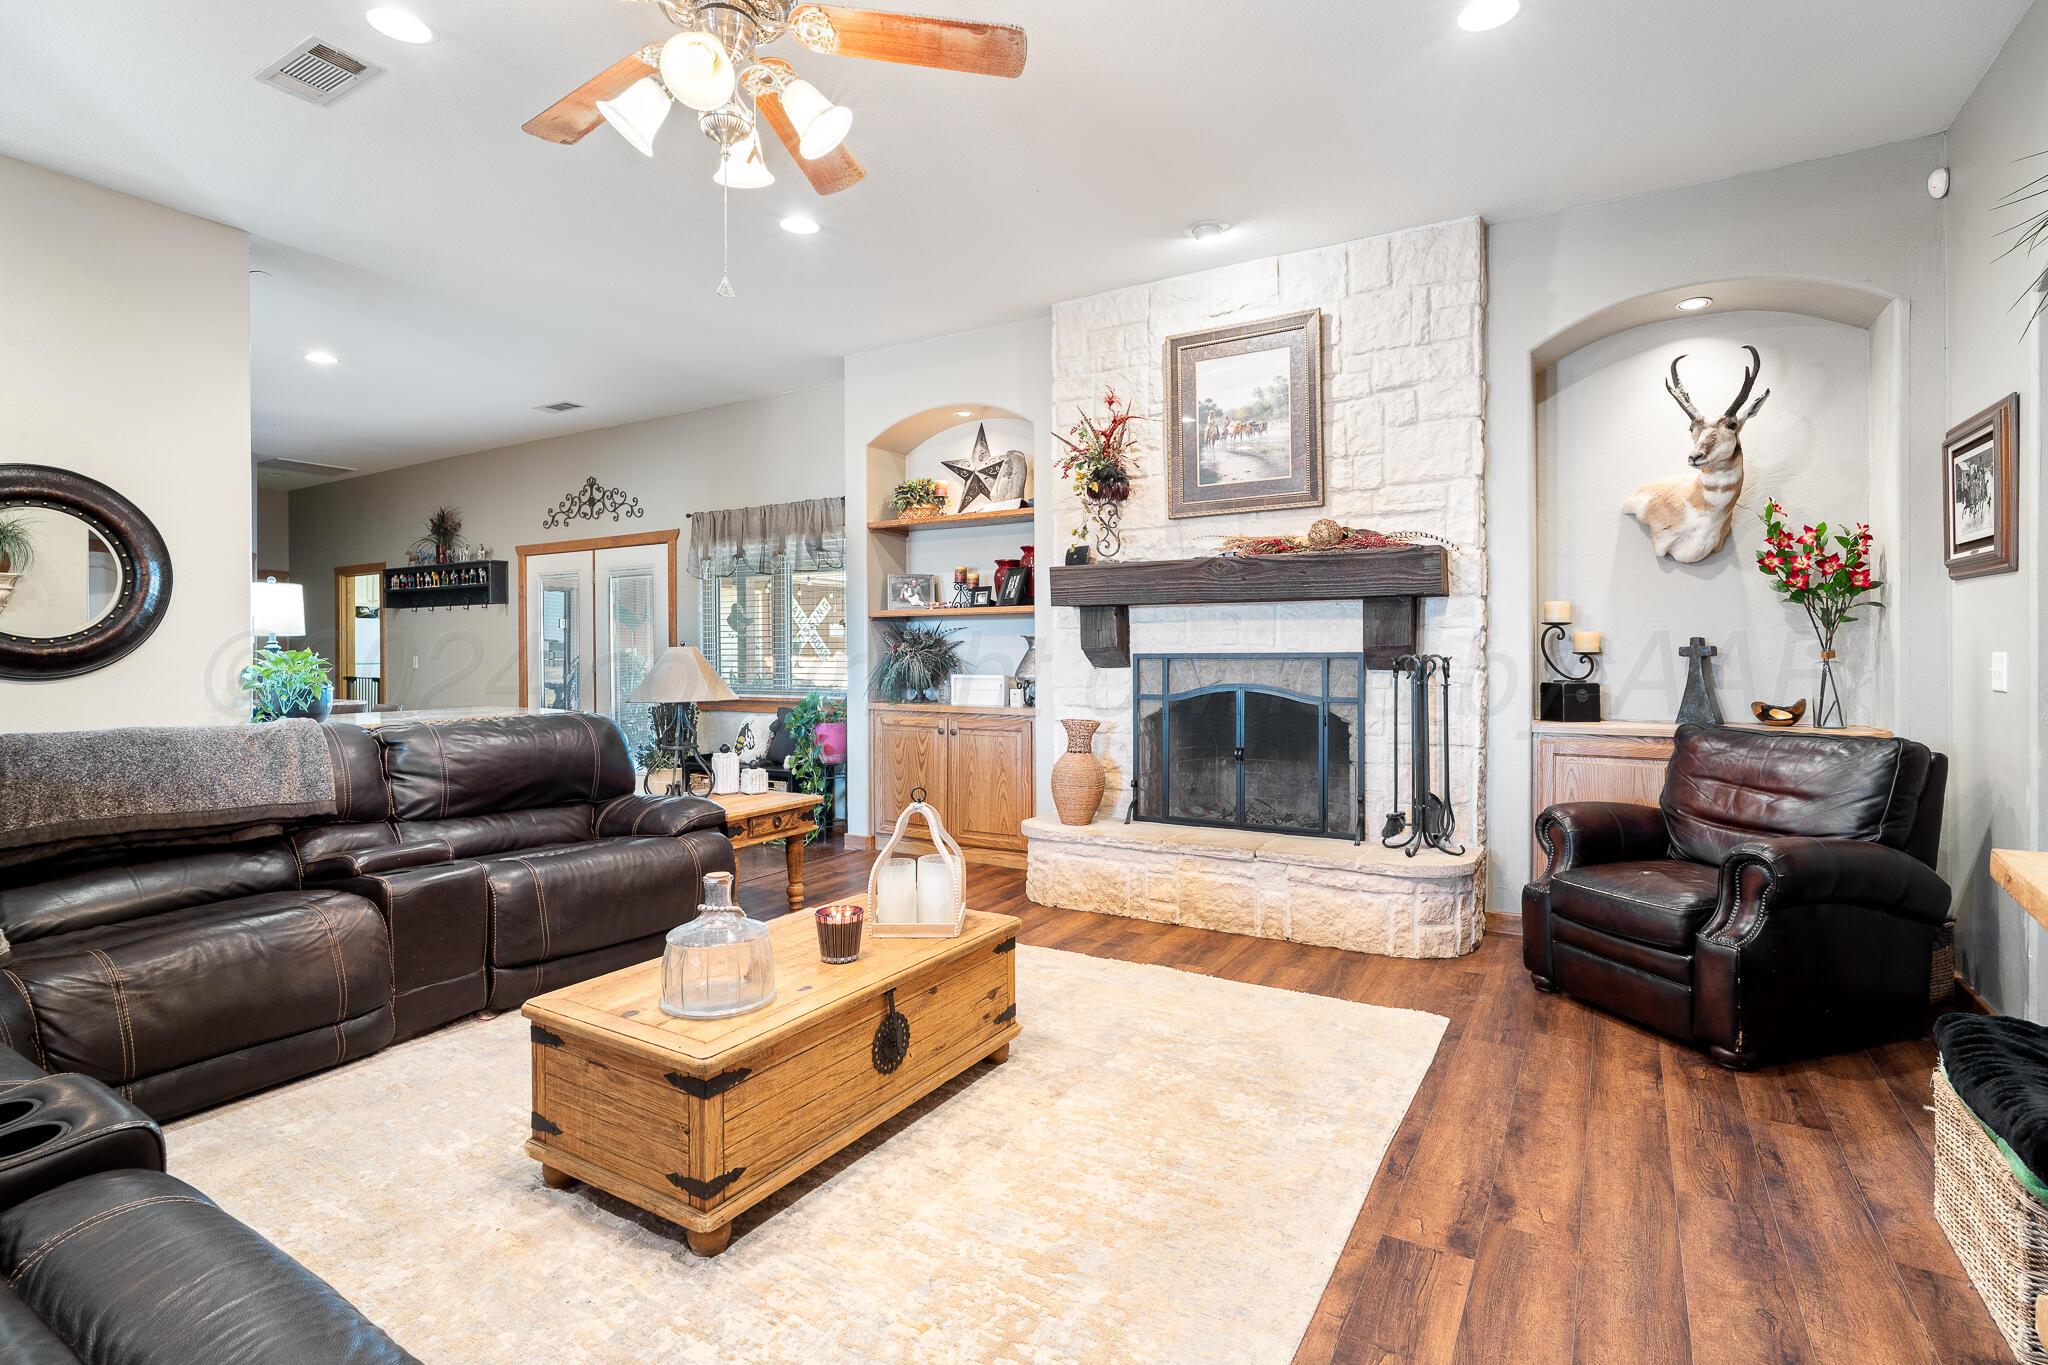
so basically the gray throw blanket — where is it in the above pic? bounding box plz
[0,720,338,866]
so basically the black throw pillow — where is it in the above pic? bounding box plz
[1936,1012,2048,1180]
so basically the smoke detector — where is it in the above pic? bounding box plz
[535,401,586,413]
[257,38,381,106]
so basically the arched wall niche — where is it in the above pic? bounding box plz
[864,402,1029,457]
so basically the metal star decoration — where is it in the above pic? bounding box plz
[941,424,1007,513]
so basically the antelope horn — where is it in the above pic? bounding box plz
[1724,345,1761,419]
[1665,355,1702,421]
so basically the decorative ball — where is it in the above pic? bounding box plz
[1306,518,1346,549]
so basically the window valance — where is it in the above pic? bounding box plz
[688,496,846,578]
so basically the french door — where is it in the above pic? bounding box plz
[519,532,677,757]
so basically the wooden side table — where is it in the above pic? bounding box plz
[706,789,825,911]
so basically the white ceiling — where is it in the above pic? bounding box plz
[0,1,2029,485]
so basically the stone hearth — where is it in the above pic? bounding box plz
[1024,817,1484,959]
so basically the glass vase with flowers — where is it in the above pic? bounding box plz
[1754,500,1882,728]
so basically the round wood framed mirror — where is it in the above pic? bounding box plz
[0,464,172,680]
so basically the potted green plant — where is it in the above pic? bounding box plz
[890,477,948,522]
[240,648,336,722]
[871,623,965,702]
[0,512,33,615]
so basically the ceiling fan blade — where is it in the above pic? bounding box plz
[805,6,1026,78]
[757,87,867,195]
[522,50,653,145]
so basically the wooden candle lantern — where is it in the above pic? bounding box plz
[865,789,967,939]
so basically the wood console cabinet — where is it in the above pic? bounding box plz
[870,705,1034,860]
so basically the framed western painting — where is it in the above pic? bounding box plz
[1165,309,1324,519]
[1943,392,2019,579]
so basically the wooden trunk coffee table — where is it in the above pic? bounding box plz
[523,908,1020,1256]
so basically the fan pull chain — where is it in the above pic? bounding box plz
[715,165,736,298]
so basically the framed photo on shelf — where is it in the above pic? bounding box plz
[1943,392,2019,579]
[1165,308,1324,520]
[886,573,940,609]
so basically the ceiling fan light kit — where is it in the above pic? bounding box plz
[523,1,1026,293]
[596,76,672,156]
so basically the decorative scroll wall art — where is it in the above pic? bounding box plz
[543,476,645,529]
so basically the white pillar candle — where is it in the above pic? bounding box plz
[876,858,918,923]
[1573,630,1603,654]
[916,854,955,924]
[1542,600,1573,624]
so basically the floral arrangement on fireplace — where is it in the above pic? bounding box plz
[1754,499,1881,727]
[1057,387,1142,559]
[1217,518,1451,557]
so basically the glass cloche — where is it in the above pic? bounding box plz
[660,871,776,1019]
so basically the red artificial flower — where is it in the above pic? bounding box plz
[1791,554,1811,571]
[1770,531,1793,550]
[1818,554,1843,575]
[1797,525,1819,545]
[1760,552,1783,571]
[1766,500,1782,516]
[1850,568,1872,589]
[1785,572,1809,590]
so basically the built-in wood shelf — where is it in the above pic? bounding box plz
[871,701,1034,716]
[872,605,1036,619]
[1992,849,2048,934]
[867,506,1036,534]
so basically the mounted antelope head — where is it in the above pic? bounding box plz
[1623,345,1772,563]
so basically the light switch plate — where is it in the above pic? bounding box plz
[1992,651,2010,693]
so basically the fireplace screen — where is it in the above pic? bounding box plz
[1132,654,1364,839]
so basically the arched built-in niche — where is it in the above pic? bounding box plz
[1537,308,1881,721]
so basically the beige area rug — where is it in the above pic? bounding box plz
[169,947,1446,1365]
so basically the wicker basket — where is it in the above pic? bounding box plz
[1933,920,1957,1004]
[897,503,943,522]
[1933,1065,2048,1363]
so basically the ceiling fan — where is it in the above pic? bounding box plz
[524,1,1028,201]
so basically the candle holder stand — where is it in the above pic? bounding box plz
[1538,623,1603,722]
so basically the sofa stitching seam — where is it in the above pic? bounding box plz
[321,723,352,821]
[429,726,452,820]
[9,1196,207,1286]
[2,970,47,1069]
[85,950,135,1084]
[301,899,351,1059]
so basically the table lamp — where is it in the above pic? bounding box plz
[629,644,737,793]
[251,577,306,653]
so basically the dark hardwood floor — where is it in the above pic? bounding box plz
[735,837,2007,1365]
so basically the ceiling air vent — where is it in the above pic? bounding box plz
[257,457,359,478]
[257,39,381,106]
[536,401,586,413]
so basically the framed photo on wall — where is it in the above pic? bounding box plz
[1943,392,2019,579]
[1165,309,1324,519]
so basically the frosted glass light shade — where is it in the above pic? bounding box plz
[779,77,851,159]
[713,125,774,188]
[659,31,736,112]
[596,77,670,157]
[251,578,305,638]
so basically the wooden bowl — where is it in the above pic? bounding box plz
[1751,699,1808,728]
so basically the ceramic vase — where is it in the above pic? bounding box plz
[1051,719,1105,826]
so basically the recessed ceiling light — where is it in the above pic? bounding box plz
[1675,296,1713,312]
[780,214,820,235]
[366,8,434,43]
[304,350,340,366]
[1457,0,1521,32]
[954,409,975,418]
[1184,219,1232,243]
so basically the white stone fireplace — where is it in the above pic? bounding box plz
[1026,218,1489,959]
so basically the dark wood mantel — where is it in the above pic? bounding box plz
[1047,546,1449,668]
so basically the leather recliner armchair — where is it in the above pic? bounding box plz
[1523,724,1951,1068]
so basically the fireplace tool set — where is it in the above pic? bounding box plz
[1380,654,1463,857]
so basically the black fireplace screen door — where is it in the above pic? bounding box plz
[1132,654,1365,839]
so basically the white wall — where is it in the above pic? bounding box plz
[0,155,251,731]
[1537,312,1875,722]
[290,383,845,711]
[1939,0,2048,1017]
[255,486,290,573]
[1487,136,1950,915]
[842,317,1055,836]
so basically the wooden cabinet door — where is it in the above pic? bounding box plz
[946,714,1033,852]
[1530,732,1671,875]
[872,711,948,835]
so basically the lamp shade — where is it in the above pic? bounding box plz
[251,578,305,638]
[597,76,670,157]
[712,124,774,188]
[779,77,852,160]
[659,31,736,113]
[629,644,738,705]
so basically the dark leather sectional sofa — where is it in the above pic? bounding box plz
[0,712,736,1361]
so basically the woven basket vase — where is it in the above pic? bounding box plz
[1051,719,1104,826]
[898,504,942,522]
[1932,1064,2048,1363]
